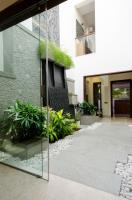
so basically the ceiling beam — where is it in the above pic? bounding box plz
[0,0,66,31]
[0,0,19,12]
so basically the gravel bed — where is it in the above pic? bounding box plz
[0,128,85,172]
[0,123,102,174]
[115,155,132,200]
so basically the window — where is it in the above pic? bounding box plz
[75,0,95,56]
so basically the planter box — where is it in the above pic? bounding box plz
[0,138,48,160]
[67,78,75,94]
[80,115,101,125]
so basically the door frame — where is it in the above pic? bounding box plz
[110,79,132,117]
[84,76,87,101]
[93,82,102,110]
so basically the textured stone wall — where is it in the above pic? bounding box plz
[33,6,60,44]
[0,25,41,116]
[0,6,60,117]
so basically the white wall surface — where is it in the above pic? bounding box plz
[59,0,132,102]
[0,32,4,72]
[75,8,87,30]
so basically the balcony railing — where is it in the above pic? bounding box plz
[75,33,95,56]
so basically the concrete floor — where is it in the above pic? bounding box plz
[50,118,132,195]
[0,164,125,200]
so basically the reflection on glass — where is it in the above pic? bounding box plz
[0,10,49,180]
[112,81,130,117]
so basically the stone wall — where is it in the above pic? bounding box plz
[0,25,41,116]
[0,6,60,117]
[33,6,60,44]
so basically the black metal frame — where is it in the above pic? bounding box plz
[0,0,66,31]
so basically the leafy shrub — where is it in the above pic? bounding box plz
[80,101,97,115]
[42,109,77,143]
[1,101,77,144]
[1,100,46,142]
[39,40,74,69]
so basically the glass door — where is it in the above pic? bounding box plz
[0,10,49,180]
[111,80,131,117]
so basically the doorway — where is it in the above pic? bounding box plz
[111,80,132,117]
[93,82,102,115]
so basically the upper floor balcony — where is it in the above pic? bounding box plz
[75,32,95,57]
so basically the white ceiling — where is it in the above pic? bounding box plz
[76,0,95,15]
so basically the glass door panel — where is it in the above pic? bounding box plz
[111,80,131,117]
[0,10,49,180]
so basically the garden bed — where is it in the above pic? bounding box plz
[80,115,101,125]
[0,138,48,160]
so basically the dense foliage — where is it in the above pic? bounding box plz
[42,109,77,143]
[80,101,97,115]
[39,40,74,69]
[1,100,46,142]
[1,101,77,143]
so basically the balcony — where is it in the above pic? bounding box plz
[75,33,95,57]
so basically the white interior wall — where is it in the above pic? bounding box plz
[75,8,87,31]
[59,0,132,102]
[83,11,95,28]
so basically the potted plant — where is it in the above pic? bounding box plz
[80,101,97,115]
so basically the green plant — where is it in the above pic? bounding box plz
[1,100,46,142]
[80,101,97,115]
[39,40,74,69]
[43,109,77,143]
[1,101,77,143]
[39,40,46,58]
[42,122,58,143]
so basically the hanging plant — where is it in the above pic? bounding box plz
[39,40,74,69]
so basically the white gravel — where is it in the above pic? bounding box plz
[115,155,132,200]
[0,123,103,174]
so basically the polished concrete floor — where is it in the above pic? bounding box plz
[50,118,132,195]
[0,164,125,200]
[0,118,132,200]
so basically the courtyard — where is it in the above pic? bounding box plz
[0,0,132,200]
[49,118,132,197]
[1,118,132,200]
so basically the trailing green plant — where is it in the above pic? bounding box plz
[42,109,77,143]
[39,40,74,69]
[1,100,46,142]
[80,101,97,115]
